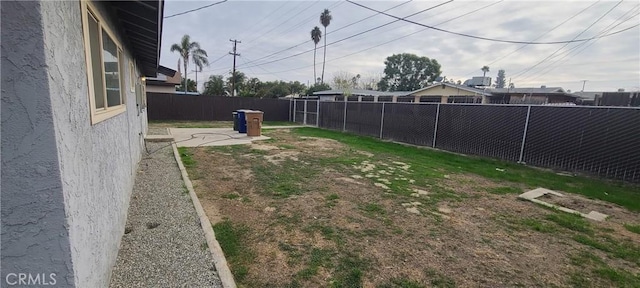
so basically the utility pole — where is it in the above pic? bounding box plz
[229,39,241,96]
[581,80,588,95]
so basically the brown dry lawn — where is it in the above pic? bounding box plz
[178,127,640,288]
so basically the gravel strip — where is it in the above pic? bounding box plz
[109,143,222,287]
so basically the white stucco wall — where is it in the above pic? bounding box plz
[146,84,178,94]
[40,1,148,286]
[1,1,76,285]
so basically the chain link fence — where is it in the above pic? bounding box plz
[292,99,640,183]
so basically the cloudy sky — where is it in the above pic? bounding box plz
[160,0,640,92]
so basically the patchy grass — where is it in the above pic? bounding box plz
[293,128,640,212]
[183,127,640,287]
[520,218,558,233]
[545,213,593,234]
[593,267,640,287]
[573,234,640,265]
[221,193,240,200]
[378,277,425,288]
[624,223,640,235]
[326,193,340,207]
[487,186,522,195]
[425,269,456,288]
[177,147,196,168]
[212,220,253,282]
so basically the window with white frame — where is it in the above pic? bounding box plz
[82,1,126,124]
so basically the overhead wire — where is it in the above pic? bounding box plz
[239,1,502,75]
[242,1,318,46]
[509,0,624,81]
[235,0,454,70]
[460,0,601,77]
[519,5,640,84]
[164,0,228,19]
[233,1,290,41]
[240,0,413,66]
[346,0,638,45]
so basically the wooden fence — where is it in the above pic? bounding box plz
[147,93,291,121]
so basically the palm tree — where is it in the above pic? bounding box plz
[481,65,490,77]
[320,9,332,84]
[170,34,208,93]
[192,56,209,92]
[311,27,322,84]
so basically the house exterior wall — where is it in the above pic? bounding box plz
[411,85,483,97]
[40,1,149,286]
[147,84,178,94]
[1,1,76,285]
[1,1,149,287]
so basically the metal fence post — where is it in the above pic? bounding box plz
[303,100,308,125]
[293,100,297,123]
[316,99,320,127]
[289,99,292,122]
[432,103,441,148]
[518,105,532,163]
[343,101,348,131]
[379,102,385,139]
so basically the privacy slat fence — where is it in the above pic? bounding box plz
[147,93,290,121]
[293,100,640,183]
[145,93,640,182]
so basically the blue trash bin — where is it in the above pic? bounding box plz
[237,110,248,133]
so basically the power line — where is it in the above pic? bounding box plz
[240,1,352,65]
[164,0,228,19]
[236,1,454,70]
[237,1,501,75]
[242,1,413,66]
[242,1,317,46]
[233,1,290,41]
[518,6,640,84]
[346,0,637,45]
[510,1,624,81]
[461,0,600,77]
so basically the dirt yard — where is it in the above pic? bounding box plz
[180,128,640,288]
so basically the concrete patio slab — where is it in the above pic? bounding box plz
[518,188,608,221]
[170,128,270,147]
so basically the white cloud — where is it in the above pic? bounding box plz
[161,0,640,92]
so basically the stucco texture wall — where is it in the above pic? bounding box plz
[1,1,76,285]
[40,0,148,286]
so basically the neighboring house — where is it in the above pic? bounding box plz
[2,0,163,287]
[409,82,492,103]
[487,86,578,104]
[146,65,182,93]
[313,83,491,103]
[313,89,410,102]
[574,90,640,107]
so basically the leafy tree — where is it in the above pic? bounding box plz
[320,9,332,84]
[495,69,506,88]
[378,53,441,92]
[481,65,490,77]
[226,71,246,96]
[332,71,358,90]
[239,77,261,97]
[306,83,331,95]
[509,82,515,89]
[288,81,307,94]
[203,75,225,95]
[311,27,322,84]
[176,78,197,93]
[170,34,208,93]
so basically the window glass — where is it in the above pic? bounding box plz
[102,30,121,107]
[87,12,104,109]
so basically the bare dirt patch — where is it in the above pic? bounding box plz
[184,131,640,287]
